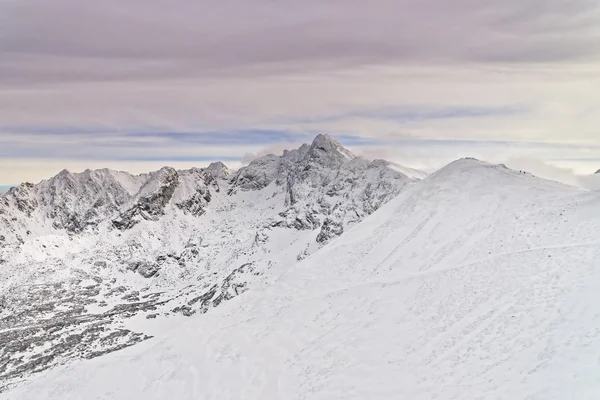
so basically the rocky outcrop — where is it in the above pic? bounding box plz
[232,134,415,247]
[126,261,161,278]
[9,183,38,217]
[173,168,220,216]
[229,154,280,192]
[204,162,232,180]
[175,187,211,216]
[175,263,259,316]
[316,217,344,244]
[112,167,179,230]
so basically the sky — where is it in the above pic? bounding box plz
[1,0,600,189]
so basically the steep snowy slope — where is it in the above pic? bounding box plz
[386,161,429,179]
[0,134,423,390]
[5,159,600,400]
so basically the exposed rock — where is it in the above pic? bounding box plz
[204,162,232,180]
[113,167,179,230]
[137,263,160,278]
[175,187,211,216]
[0,278,159,392]
[232,135,412,244]
[10,183,38,216]
[316,218,344,244]
[229,154,280,191]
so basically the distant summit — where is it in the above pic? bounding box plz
[595,169,600,174]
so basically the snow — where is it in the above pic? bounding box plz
[0,134,425,391]
[4,158,600,399]
[108,170,148,196]
[386,160,429,180]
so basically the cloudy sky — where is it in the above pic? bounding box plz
[2,0,600,189]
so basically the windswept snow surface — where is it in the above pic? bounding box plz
[5,159,600,399]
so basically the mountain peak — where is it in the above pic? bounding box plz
[311,133,338,147]
[205,162,231,179]
[429,157,574,195]
[307,134,355,165]
[595,169,600,174]
[55,168,73,178]
[310,134,354,155]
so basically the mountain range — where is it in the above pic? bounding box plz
[2,135,600,399]
[0,134,423,391]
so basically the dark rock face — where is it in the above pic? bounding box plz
[176,187,211,216]
[175,263,258,316]
[10,183,38,216]
[595,169,600,174]
[137,263,160,278]
[204,162,232,180]
[231,135,413,247]
[113,167,179,230]
[229,154,280,191]
[316,218,344,244]
[274,209,321,230]
[126,261,160,278]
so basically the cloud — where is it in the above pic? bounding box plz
[0,129,313,161]
[283,106,527,125]
[580,174,600,190]
[504,156,600,190]
[2,0,600,84]
[504,156,584,187]
[240,143,300,165]
[1,1,600,184]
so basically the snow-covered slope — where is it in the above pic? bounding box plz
[386,161,429,180]
[4,158,600,399]
[0,134,423,391]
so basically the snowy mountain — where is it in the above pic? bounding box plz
[0,168,146,245]
[4,157,600,400]
[595,168,600,174]
[0,134,423,391]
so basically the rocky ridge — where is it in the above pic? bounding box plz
[0,134,424,390]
